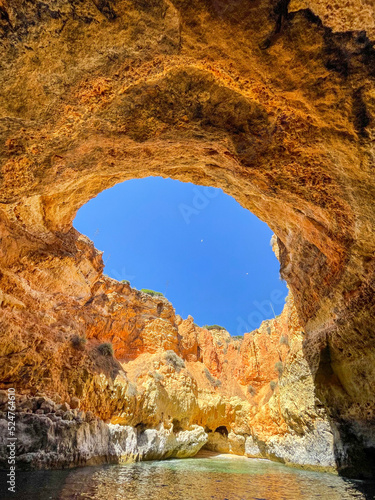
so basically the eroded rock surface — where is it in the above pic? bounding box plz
[0,0,374,477]
[0,392,208,469]
[0,283,349,473]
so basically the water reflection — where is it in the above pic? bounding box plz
[2,455,375,500]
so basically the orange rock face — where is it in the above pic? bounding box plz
[0,0,374,477]
[82,278,178,361]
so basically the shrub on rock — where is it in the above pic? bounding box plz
[97,342,114,356]
[141,289,164,297]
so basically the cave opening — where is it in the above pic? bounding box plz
[214,426,229,437]
[73,176,288,335]
[0,0,374,486]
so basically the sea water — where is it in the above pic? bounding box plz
[1,454,374,500]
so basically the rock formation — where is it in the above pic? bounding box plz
[0,280,359,474]
[0,0,374,478]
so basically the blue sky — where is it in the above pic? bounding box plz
[73,177,288,335]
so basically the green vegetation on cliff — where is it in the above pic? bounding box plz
[141,289,164,297]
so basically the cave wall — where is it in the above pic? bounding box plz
[0,0,374,476]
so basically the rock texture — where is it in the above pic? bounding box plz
[0,392,208,469]
[0,0,374,478]
[0,284,352,473]
[290,0,375,38]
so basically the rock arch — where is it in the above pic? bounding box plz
[0,0,374,476]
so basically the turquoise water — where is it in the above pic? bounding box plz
[2,455,375,500]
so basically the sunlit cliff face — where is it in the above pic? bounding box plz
[0,0,374,477]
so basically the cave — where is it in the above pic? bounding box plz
[214,426,229,437]
[0,0,374,489]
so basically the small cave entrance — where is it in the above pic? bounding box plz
[135,422,146,434]
[214,426,229,437]
[172,419,183,432]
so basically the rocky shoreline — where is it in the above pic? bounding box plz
[0,393,337,473]
[0,393,208,470]
[1,276,372,477]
